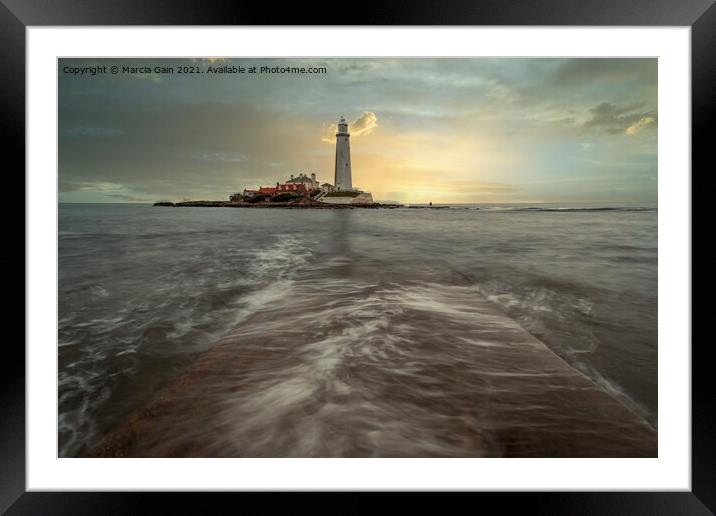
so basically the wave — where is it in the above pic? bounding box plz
[58,233,317,457]
[508,206,656,212]
[403,205,656,212]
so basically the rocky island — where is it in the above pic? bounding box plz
[156,116,394,209]
[154,199,401,209]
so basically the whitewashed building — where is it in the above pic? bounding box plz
[285,173,320,190]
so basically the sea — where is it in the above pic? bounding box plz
[58,202,657,457]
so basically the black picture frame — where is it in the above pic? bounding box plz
[5,0,708,513]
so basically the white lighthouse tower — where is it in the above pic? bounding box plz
[334,116,352,191]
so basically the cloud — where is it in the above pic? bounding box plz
[351,112,379,136]
[189,58,230,64]
[65,126,124,137]
[625,116,656,136]
[582,102,657,135]
[321,112,378,143]
[442,180,518,195]
[551,59,657,89]
[190,152,247,163]
[60,181,126,192]
[105,193,155,202]
[129,74,163,84]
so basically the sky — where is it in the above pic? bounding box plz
[58,58,657,204]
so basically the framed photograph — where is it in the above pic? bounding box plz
[8,0,708,512]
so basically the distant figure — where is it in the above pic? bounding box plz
[429,202,432,207]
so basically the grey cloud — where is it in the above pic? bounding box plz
[59,181,125,192]
[189,152,247,163]
[105,193,155,202]
[65,126,124,137]
[582,102,657,135]
[476,59,657,126]
[551,59,657,89]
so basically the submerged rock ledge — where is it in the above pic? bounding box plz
[87,291,657,458]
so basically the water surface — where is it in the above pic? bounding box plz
[58,203,657,457]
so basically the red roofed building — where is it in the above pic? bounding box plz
[258,186,277,195]
[276,182,307,194]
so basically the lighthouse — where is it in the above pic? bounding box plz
[334,116,352,191]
